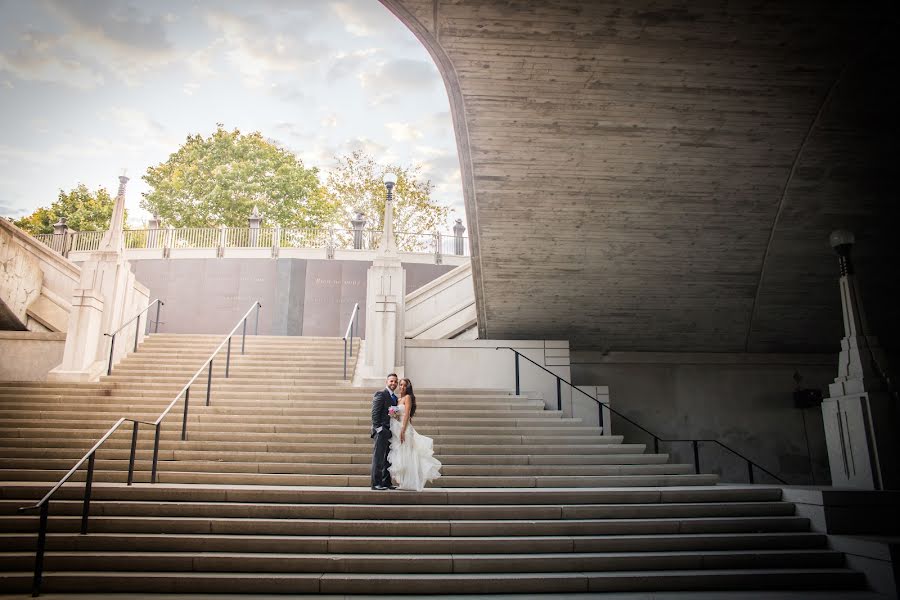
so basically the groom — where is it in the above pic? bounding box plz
[370,373,399,490]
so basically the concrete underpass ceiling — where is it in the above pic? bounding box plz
[384,0,900,353]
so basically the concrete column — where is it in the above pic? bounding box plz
[248,206,261,247]
[52,217,69,256]
[351,212,367,250]
[453,218,466,256]
[48,175,137,382]
[147,214,160,249]
[821,230,898,490]
[360,173,405,383]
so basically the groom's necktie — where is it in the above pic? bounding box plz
[390,393,397,405]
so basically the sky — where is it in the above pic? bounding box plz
[0,0,464,231]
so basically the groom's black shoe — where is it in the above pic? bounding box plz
[388,485,398,490]
[372,485,387,490]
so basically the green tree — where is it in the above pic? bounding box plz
[141,125,330,228]
[321,150,452,238]
[14,184,115,234]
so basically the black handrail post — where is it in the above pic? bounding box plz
[693,440,700,474]
[255,302,260,335]
[32,502,49,596]
[107,334,116,376]
[241,319,247,354]
[747,460,755,484]
[127,421,139,486]
[654,437,660,454]
[182,388,190,441]
[151,424,161,484]
[225,337,232,379]
[154,300,162,333]
[514,352,520,396]
[206,360,213,406]
[598,402,604,431]
[133,314,140,352]
[343,338,348,380]
[81,452,95,534]
[556,376,562,411]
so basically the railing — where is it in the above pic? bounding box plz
[149,300,262,477]
[103,299,164,376]
[496,347,788,485]
[17,416,155,596]
[342,303,360,380]
[17,300,262,596]
[34,226,470,257]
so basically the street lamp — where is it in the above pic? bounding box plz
[379,173,398,253]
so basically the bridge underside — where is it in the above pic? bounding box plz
[384,0,900,353]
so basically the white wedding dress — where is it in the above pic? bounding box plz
[387,404,442,491]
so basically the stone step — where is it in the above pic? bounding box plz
[0,568,866,595]
[0,498,796,520]
[0,438,649,455]
[5,567,873,595]
[0,482,785,504]
[0,469,720,487]
[0,548,848,574]
[0,429,620,447]
[0,458,695,477]
[0,514,810,536]
[0,448,667,465]
[0,531,829,554]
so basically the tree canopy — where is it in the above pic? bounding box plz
[320,149,451,236]
[14,184,116,235]
[141,125,330,229]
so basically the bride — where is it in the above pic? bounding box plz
[388,378,442,491]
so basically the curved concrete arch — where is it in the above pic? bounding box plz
[381,0,900,353]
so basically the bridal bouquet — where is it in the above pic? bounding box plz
[388,406,401,420]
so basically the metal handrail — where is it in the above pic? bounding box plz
[17,416,154,596]
[104,299,164,376]
[148,300,262,481]
[16,299,262,597]
[496,346,788,485]
[342,303,360,380]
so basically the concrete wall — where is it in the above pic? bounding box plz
[406,262,476,339]
[0,218,78,332]
[0,331,66,381]
[405,339,571,411]
[126,258,456,336]
[571,351,836,485]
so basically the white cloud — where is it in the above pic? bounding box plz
[385,121,424,142]
[42,0,178,84]
[204,9,326,88]
[331,1,405,37]
[321,114,339,128]
[0,31,104,89]
[327,48,379,83]
[105,107,166,140]
[183,82,200,96]
[360,58,438,92]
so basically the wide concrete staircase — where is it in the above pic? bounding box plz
[0,334,868,594]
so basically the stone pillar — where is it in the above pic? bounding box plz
[147,214,160,249]
[361,173,405,382]
[49,175,137,382]
[52,217,69,256]
[351,212,367,250]
[248,206,261,247]
[453,218,466,256]
[821,230,898,490]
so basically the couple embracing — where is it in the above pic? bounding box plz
[370,373,442,491]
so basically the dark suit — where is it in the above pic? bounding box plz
[370,388,397,488]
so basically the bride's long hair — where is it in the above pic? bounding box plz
[401,378,416,418]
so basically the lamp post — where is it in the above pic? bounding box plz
[821,229,898,490]
[379,173,398,254]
